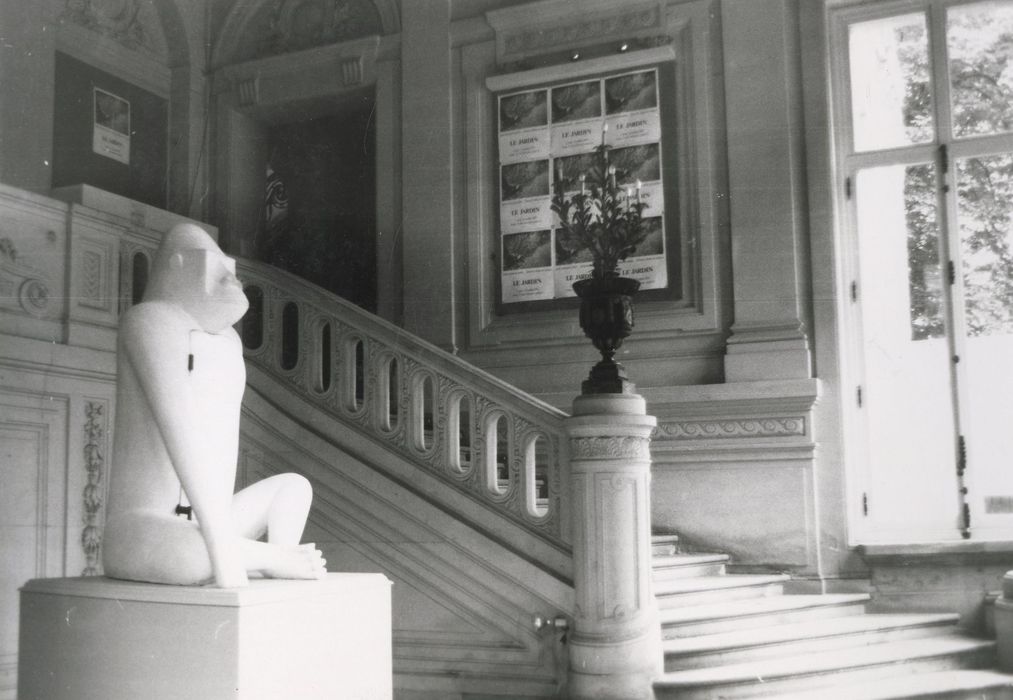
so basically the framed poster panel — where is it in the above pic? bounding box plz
[494,64,679,314]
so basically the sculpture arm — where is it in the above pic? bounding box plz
[120,305,248,587]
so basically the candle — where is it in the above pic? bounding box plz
[579,173,585,195]
[608,165,616,189]
[636,179,642,204]
[601,122,608,146]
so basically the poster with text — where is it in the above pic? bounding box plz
[93,87,131,165]
[499,89,550,164]
[502,230,554,302]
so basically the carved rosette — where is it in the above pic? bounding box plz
[570,435,650,461]
[82,401,106,576]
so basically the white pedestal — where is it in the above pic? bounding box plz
[18,573,392,700]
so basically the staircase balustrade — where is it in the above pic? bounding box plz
[236,261,572,547]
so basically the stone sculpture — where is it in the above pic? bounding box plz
[103,223,326,587]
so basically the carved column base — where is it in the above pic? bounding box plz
[996,572,1013,671]
[565,393,661,699]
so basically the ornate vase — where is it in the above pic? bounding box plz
[573,275,640,394]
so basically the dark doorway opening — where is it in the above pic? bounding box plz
[259,91,377,312]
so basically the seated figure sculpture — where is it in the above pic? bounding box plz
[103,223,326,587]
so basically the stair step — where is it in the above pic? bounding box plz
[773,669,1013,699]
[652,534,680,557]
[655,574,789,609]
[652,553,729,580]
[654,636,997,700]
[660,593,871,638]
[663,613,960,670]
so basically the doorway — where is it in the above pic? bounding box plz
[258,92,377,312]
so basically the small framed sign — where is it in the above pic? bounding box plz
[93,87,131,165]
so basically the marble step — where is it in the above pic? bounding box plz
[652,534,680,557]
[774,668,1013,699]
[654,636,997,700]
[663,613,960,671]
[654,574,789,609]
[652,553,729,581]
[660,593,871,639]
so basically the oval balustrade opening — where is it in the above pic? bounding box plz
[348,338,365,411]
[486,414,511,495]
[316,322,332,393]
[450,394,472,474]
[280,302,299,370]
[381,356,399,431]
[527,435,549,517]
[242,285,264,350]
[418,375,435,450]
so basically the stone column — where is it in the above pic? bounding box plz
[721,0,812,381]
[400,0,457,350]
[565,393,661,699]
[996,573,1013,670]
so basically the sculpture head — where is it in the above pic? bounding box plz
[144,223,249,333]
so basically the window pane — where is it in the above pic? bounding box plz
[948,1,1013,138]
[956,152,1013,532]
[849,13,934,152]
[957,153,1013,336]
[855,164,960,536]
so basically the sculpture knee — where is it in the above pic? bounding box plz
[282,473,312,509]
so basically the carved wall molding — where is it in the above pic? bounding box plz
[655,417,806,441]
[570,435,650,461]
[59,0,167,58]
[232,0,383,63]
[0,236,53,319]
[81,400,106,576]
[487,0,668,66]
[505,7,661,57]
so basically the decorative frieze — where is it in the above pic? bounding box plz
[655,417,806,440]
[503,7,662,58]
[234,0,383,62]
[570,435,650,460]
[82,401,106,576]
[60,0,160,55]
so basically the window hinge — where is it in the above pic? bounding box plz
[845,176,852,199]
[957,435,967,476]
[856,385,863,408]
[939,144,951,192]
[862,492,868,516]
[850,280,858,302]
[948,260,956,285]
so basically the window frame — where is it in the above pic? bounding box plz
[830,0,1013,544]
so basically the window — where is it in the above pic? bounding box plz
[833,0,1013,542]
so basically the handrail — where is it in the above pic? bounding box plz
[234,259,571,549]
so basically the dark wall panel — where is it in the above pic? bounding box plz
[52,52,167,208]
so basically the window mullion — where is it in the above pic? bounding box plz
[928,1,974,535]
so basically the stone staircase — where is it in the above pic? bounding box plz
[649,536,1013,699]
